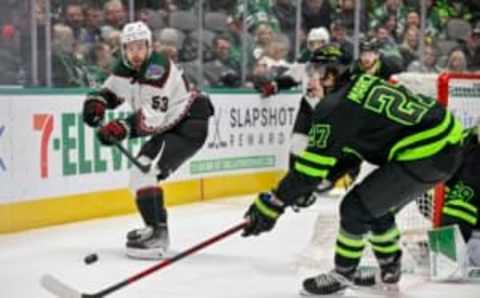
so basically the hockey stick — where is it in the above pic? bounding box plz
[113,141,150,174]
[40,220,249,298]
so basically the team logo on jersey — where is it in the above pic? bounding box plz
[145,65,165,80]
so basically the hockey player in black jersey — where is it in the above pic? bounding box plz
[350,37,404,81]
[241,44,464,295]
[440,126,480,266]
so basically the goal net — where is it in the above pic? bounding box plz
[297,72,480,275]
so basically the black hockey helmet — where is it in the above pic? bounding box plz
[307,44,348,80]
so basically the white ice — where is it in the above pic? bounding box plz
[1,195,479,298]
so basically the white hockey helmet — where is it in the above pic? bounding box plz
[307,27,330,43]
[120,21,152,68]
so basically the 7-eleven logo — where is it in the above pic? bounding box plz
[33,114,54,178]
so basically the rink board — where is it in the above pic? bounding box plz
[0,89,299,233]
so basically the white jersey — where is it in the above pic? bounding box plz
[99,52,194,135]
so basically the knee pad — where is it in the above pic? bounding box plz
[339,191,375,235]
[129,155,159,194]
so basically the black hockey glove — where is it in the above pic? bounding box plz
[292,180,333,210]
[83,98,106,127]
[97,120,129,146]
[242,192,285,237]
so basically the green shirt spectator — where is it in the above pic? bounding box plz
[434,0,473,26]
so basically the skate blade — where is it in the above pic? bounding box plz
[126,247,168,260]
[300,288,347,296]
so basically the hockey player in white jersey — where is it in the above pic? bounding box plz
[81,22,214,259]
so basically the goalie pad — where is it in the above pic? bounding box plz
[428,225,467,281]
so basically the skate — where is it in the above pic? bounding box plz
[379,252,402,284]
[301,269,353,295]
[126,224,170,260]
[301,267,378,296]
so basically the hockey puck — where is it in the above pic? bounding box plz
[84,253,98,265]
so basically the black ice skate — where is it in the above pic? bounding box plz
[126,224,170,260]
[378,251,402,284]
[301,268,377,296]
[301,269,353,295]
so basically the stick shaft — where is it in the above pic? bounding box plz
[94,220,249,297]
[114,142,150,173]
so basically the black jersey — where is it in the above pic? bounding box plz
[275,74,464,205]
[442,129,480,240]
[351,54,404,81]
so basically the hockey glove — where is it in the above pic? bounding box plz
[242,192,285,237]
[259,81,278,98]
[254,76,278,98]
[97,120,129,146]
[82,98,106,127]
[293,180,333,209]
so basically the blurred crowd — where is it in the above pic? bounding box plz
[1,0,480,88]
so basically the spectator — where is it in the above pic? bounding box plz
[434,0,473,27]
[64,2,86,41]
[261,33,291,68]
[85,42,113,87]
[84,4,104,45]
[425,0,444,37]
[374,24,403,64]
[330,19,354,64]
[0,24,21,85]
[399,26,420,67]
[253,22,275,60]
[102,29,121,58]
[445,48,468,72]
[459,24,480,71]
[102,0,126,31]
[203,34,241,87]
[272,0,296,34]
[407,44,442,73]
[233,0,280,33]
[405,10,420,34]
[153,28,182,63]
[137,8,165,31]
[224,15,256,73]
[335,0,368,36]
[369,0,407,34]
[302,0,334,34]
[51,24,88,87]
[383,13,400,42]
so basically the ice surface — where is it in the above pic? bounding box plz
[0,195,478,297]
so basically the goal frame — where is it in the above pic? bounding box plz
[434,72,480,227]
